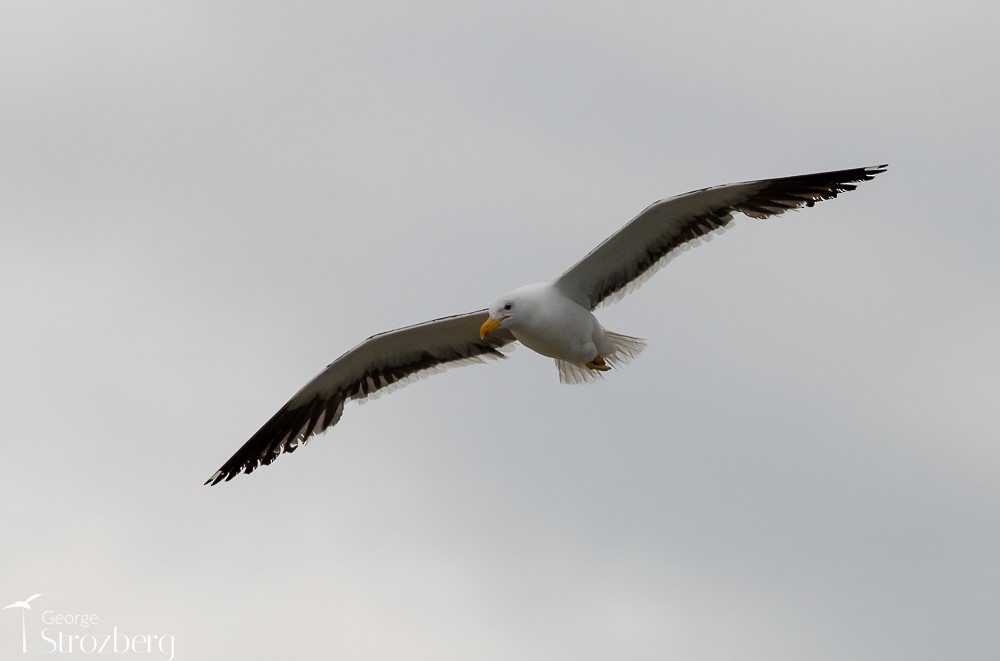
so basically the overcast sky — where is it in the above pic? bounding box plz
[2,1,999,660]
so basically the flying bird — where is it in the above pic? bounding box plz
[206,165,886,485]
[3,594,42,609]
[4,594,42,655]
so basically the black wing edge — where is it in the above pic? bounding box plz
[589,164,888,308]
[734,164,887,219]
[204,333,512,486]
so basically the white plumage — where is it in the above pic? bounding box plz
[206,164,886,485]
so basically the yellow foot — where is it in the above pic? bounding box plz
[584,355,611,371]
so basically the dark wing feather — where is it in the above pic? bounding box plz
[205,310,515,485]
[554,165,887,309]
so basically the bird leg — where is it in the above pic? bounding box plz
[585,355,611,371]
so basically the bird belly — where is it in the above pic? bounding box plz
[512,310,603,363]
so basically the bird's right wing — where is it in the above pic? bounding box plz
[553,165,887,310]
[205,310,515,485]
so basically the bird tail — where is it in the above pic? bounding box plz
[604,331,647,367]
[554,331,647,385]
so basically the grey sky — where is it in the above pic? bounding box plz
[2,1,999,659]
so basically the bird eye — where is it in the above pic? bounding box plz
[503,303,512,311]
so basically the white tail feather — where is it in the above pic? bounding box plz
[603,331,647,367]
[555,359,603,384]
[555,331,647,384]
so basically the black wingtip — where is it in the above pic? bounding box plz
[204,468,235,486]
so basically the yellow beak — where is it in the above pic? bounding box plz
[479,314,509,339]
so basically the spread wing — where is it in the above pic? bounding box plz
[554,165,887,309]
[205,310,515,485]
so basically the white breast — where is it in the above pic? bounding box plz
[506,282,606,363]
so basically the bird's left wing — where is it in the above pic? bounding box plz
[205,310,515,485]
[553,165,887,310]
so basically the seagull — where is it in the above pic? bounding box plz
[4,594,42,654]
[206,165,886,485]
[3,594,42,610]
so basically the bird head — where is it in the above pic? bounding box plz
[480,299,515,339]
[480,284,550,339]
